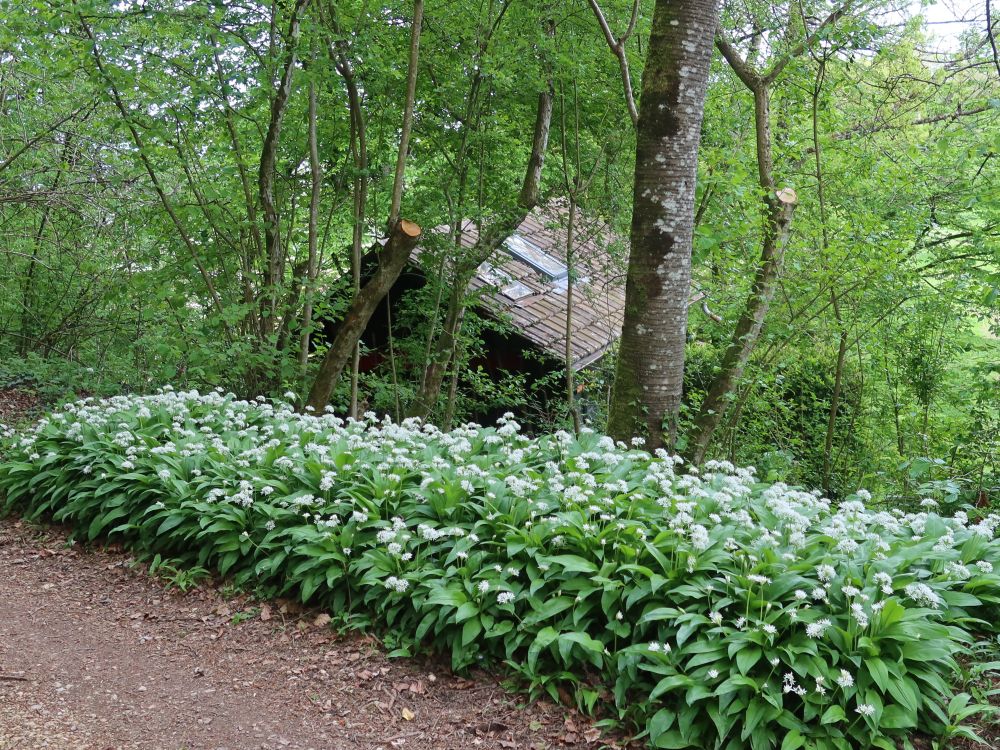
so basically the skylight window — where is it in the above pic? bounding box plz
[501,282,532,300]
[478,262,511,287]
[504,234,567,280]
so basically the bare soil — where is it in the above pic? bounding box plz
[0,519,619,750]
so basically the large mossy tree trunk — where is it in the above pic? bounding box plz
[606,0,720,450]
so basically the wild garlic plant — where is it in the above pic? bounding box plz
[2,388,998,750]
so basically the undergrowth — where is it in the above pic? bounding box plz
[1,389,999,749]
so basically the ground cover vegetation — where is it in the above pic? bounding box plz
[2,389,1000,748]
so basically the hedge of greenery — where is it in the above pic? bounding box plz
[1,389,998,749]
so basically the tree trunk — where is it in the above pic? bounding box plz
[407,83,554,419]
[605,0,720,450]
[298,78,322,383]
[684,9,857,462]
[564,193,581,433]
[686,186,797,463]
[823,304,849,492]
[305,0,423,411]
[259,0,308,337]
[305,220,422,410]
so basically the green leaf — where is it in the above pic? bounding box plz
[781,729,805,750]
[820,705,846,724]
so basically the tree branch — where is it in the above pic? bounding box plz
[715,31,763,92]
[762,0,856,85]
[388,0,424,227]
[587,0,640,125]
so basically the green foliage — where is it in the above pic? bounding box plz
[145,552,211,593]
[3,390,1000,748]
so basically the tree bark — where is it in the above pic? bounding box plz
[305,220,422,410]
[686,187,797,463]
[407,79,554,420]
[605,0,720,450]
[259,0,309,337]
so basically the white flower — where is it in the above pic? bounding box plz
[794,589,807,600]
[477,580,490,594]
[904,582,941,609]
[851,602,869,628]
[762,624,777,635]
[384,576,409,593]
[648,642,661,652]
[856,703,876,717]
[836,669,854,688]
[806,619,832,639]
[707,669,719,679]
[497,591,515,605]
[817,564,836,582]
[709,611,723,625]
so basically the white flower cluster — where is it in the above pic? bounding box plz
[7,385,1000,713]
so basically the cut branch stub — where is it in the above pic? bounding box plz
[393,218,422,240]
[776,187,798,205]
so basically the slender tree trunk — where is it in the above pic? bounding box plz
[685,7,856,462]
[259,0,309,338]
[811,59,848,494]
[305,220,422,410]
[823,303,849,492]
[337,46,369,418]
[304,0,423,410]
[211,36,264,339]
[564,194,581,434]
[298,78,322,383]
[443,344,462,431]
[408,72,554,419]
[387,0,424,227]
[605,0,720,450]
[686,186,797,462]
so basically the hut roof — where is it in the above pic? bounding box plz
[415,202,627,371]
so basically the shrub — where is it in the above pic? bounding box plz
[1,389,998,749]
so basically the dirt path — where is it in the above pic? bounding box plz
[0,519,611,750]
